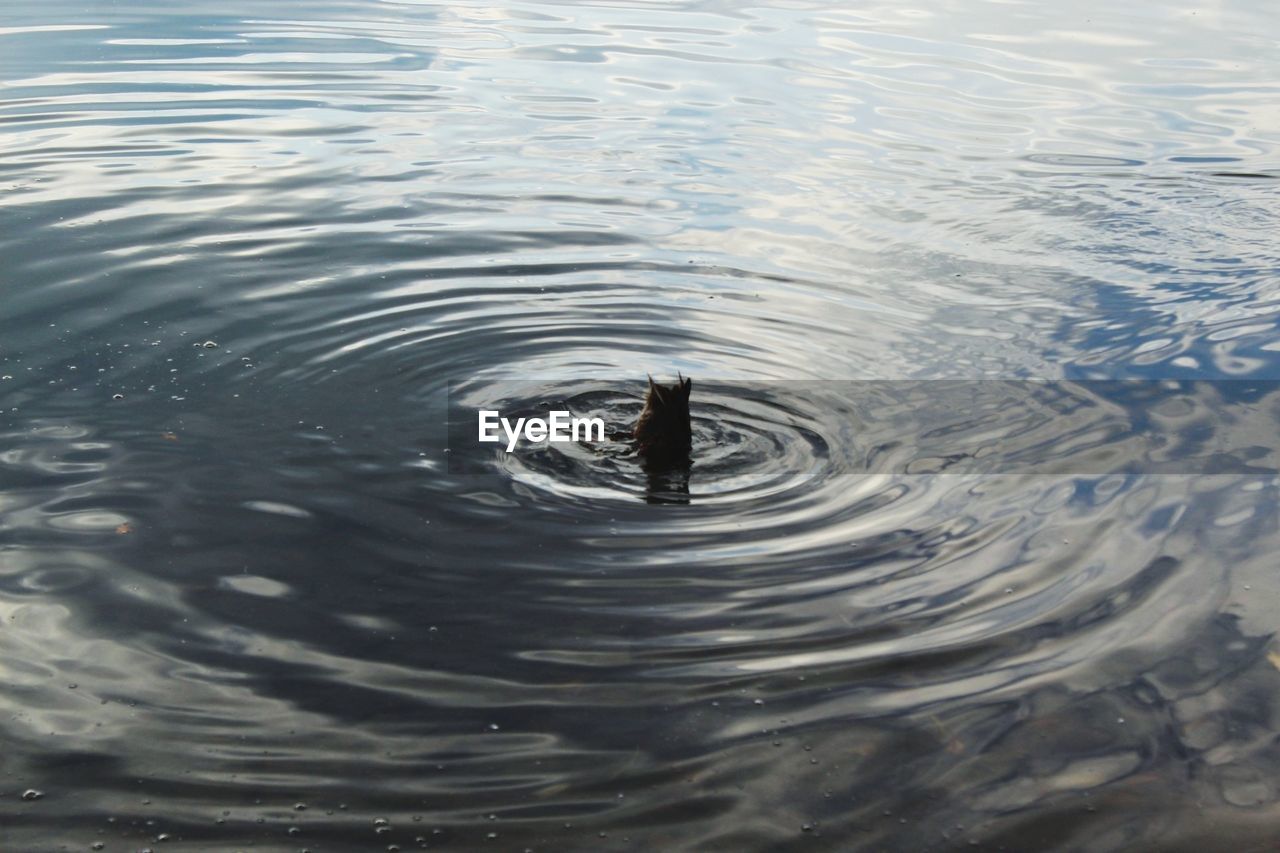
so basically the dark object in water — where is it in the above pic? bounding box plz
[1208,171,1278,179]
[633,374,692,469]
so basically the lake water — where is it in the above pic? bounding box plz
[3,0,1280,850]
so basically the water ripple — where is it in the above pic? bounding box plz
[4,0,1280,849]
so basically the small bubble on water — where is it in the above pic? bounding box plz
[197,341,219,348]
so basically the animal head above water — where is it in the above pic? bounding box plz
[633,373,692,466]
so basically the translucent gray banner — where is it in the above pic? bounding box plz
[446,380,1280,476]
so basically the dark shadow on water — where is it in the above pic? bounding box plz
[643,457,692,505]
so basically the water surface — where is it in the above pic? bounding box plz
[3,0,1280,850]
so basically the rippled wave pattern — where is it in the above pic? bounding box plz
[3,0,1280,850]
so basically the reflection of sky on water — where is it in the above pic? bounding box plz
[4,0,1280,849]
[6,1,1277,382]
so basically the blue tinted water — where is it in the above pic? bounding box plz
[3,0,1280,849]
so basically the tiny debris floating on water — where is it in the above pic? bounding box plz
[21,789,43,801]
[115,522,133,535]
[196,340,219,349]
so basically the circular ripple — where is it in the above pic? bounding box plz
[488,382,836,508]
